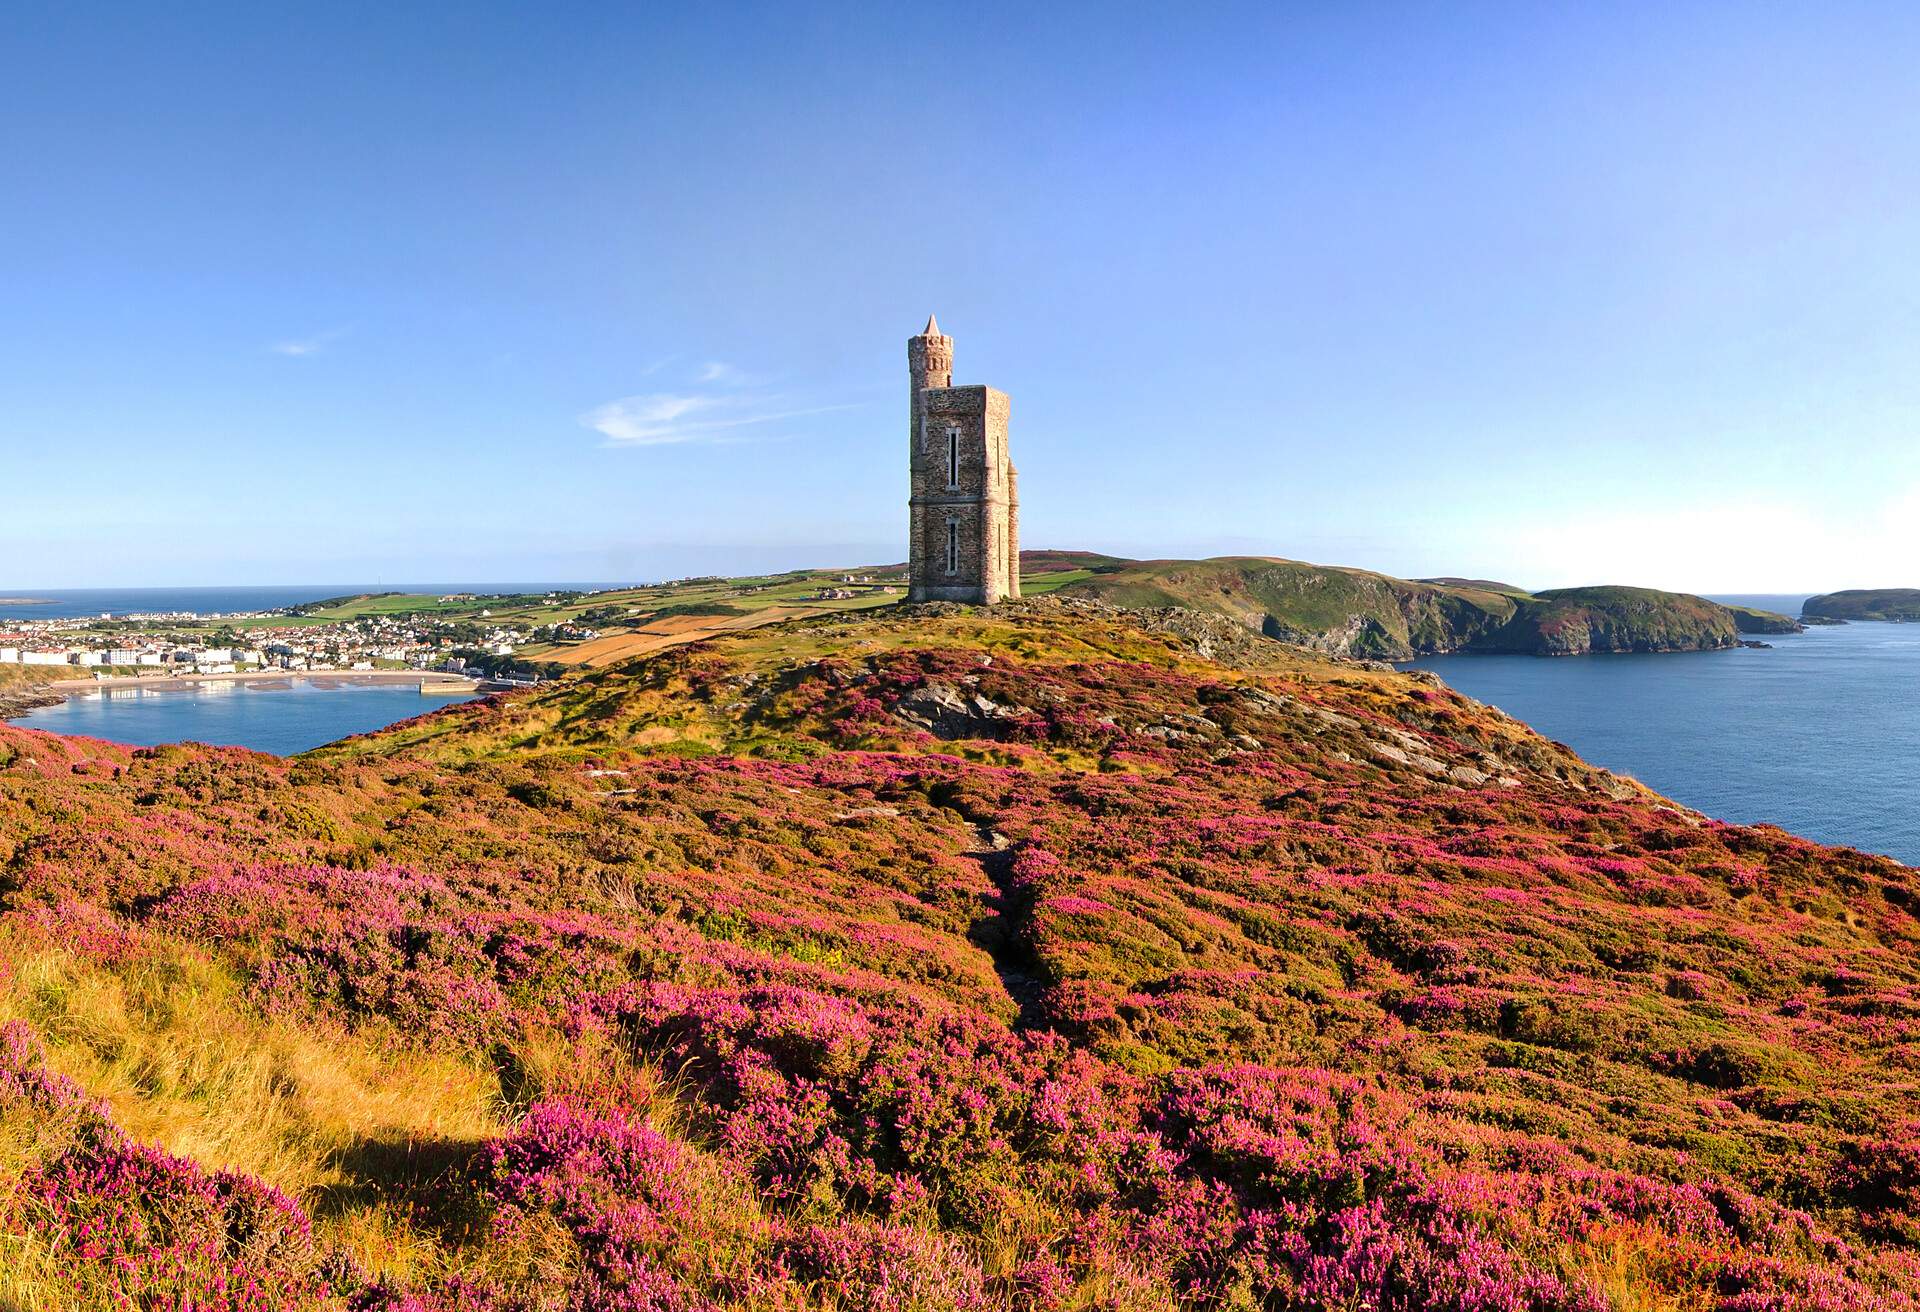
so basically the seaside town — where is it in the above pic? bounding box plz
[0,605,540,679]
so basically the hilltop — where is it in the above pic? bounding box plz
[1804,589,1920,622]
[1050,556,1796,658]
[0,598,1916,1309]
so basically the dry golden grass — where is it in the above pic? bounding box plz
[552,605,822,668]
[1555,1226,1718,1312]
[0,936,507,1293]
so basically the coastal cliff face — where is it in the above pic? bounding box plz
[1726,603,1807,635]
[0,599,1916,1309]
[1804,588,1920,621]
[1057,557,1778,658]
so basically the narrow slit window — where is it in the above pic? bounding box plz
[946,520,959,574]
[946,428,960,487]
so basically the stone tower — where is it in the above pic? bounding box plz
[907,315,1020,603]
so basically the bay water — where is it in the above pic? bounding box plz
[1409,602,1920,865]
[8,678,475,756]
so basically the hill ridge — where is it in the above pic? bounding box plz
[1048,554,1802,657]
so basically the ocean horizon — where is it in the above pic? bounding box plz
[0,583,633,621]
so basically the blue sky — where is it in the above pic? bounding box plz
[6,2,1919,591]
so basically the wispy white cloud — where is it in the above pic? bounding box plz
[269,327,348,358]
[694,360,752,386]
[582,394,715,445]
[581,392,857,448]
[583,357,855,447]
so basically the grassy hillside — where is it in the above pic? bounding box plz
[1054,556,1520,659]
[1804,589,1920,621]
[0,599,1916,1308]
[1051,556,1782,658]
[1415,576,1532,596]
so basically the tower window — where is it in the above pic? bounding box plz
[946,519,959,574]
[946,427,960,487]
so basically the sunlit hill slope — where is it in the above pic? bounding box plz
[0,598,1912,1310]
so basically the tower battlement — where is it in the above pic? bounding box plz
[907,319,1019,604]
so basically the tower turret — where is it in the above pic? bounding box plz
[907,314,953,457]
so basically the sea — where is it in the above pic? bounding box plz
[1408,596,1920,866]
[8,677,476,756]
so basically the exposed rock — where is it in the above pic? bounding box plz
[0,685,65,719]
[833,805,901,821]
[893,680,1034,740]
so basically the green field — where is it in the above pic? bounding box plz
[291,572,910,628]
[1020,568,1096,595]
[26,561,1122,665]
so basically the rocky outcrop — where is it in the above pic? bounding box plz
[893,679,1036,740]
[0,684,63,719]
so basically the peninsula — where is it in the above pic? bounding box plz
[1047,555,1800,658]
[1804,588,1920,622]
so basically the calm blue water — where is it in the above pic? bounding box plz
[1707,593,1813,617]
[9,679,476,756]
[0,584,621,620]
[1410,616,1920,865]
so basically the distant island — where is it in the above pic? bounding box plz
[1803,588,1920,622]
[0,597,51,605]
[1044,554,1802,659]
